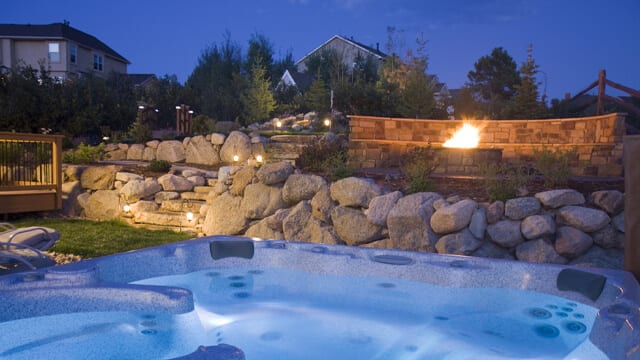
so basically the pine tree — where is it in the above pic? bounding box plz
[240,62,275,125]
[305,72,330,114]
[508,44,547,119]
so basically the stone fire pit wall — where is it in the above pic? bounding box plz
[348,113,625,177]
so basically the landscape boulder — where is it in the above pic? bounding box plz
[219,131,251,163]
[156,140,186,163]
[84,190,120,221]
[430,199,477,234]
[330,177,382,208]
[387,192,441,252]
[504,197,541,220]
[331,206,383,246]
[366,191,403,227]
[158,174,194,192]
[282,174,326,204]
[186,135,220,166]
[590,190,624,215]
[487,220,524,248]
[556,205,610,232]
[80,165,120,190]
[435,228,482,255]
[203,192,248,235]
[120,179,162,202]
[554,226,593,258]
[520,214,556,240]
[535,189,585,208]
[516,239,567,264]
[256,161,294,185]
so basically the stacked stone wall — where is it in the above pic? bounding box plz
[349,113,626,176]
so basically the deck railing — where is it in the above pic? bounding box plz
[0,132,64,214]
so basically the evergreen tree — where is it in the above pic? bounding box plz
[467,47,520,119]
[507,44,547,119]
[305,72,330,114]
[241,62,276,125]
[398,34,435,118]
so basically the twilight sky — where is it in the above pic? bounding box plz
[3,0,639,100]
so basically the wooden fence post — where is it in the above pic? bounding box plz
[596,69,606,115]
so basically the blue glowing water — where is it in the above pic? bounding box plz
[0,267,605,359]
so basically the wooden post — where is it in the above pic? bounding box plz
[596,69,606,115]
[624,135,640,281]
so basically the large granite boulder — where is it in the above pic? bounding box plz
[535,189,585,208]
[202,192,248,235]
[282,174,326,204]
[556,205,610,232]
[330,177,382,208]
[210,133,226,145]
[330,206,383,246]
[186,135,220,166]
[126,144,145,161]
[245,219,284,240]
[612,212,624,233]
[229,166,257,196]
[84,190,120,221]
[158,174,194,192]
[590,190,624,215]
[520,214,556,240]
[115,172,143,182]
[241,183,285,219]
[486,201,504,224]
[119,179,162,202]
[487,220,524,248]
[387,192,442,252]
[256,162,294,185]
[591,225,624,249]
[430,199,477,234]
[283,201,339,244]
[142,147,156,161]
[473,241,515,260]
[435,228,482,255]
[468,208,487,239]
[220,131,251,163]
[516,239,567,264]
[554,226,593,259]
[310,185,334,223]
[504,197,541,220]
[156,140,185,163]
[366,191,403,227]
[80,165,120,190]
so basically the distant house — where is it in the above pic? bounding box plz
[127,73,157,88]
[279,35,387,91]
[0,22,129,81]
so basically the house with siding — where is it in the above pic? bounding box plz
[279,35,387,90]
[0,22,129,80]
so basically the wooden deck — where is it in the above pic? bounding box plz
[0,132,63,215]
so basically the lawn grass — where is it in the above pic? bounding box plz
[13,218,194,258]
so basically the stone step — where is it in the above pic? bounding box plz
[181,191,209,201]
[193,185,215,194]
[134,210,200,227]
[160,199,206,212]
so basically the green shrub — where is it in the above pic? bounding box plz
[62,143,104,164]
[401,147,436,194]
[321,151,356,181]
[480,161,531,202]
[147,159,171,173]
[533,146,577,188]
[128,119,152,143]
[191,114,216,135]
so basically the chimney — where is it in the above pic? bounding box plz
[376,42,379,51]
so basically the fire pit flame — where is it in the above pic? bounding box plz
[443,123,480,149]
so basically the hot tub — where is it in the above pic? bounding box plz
[0,236,638,359]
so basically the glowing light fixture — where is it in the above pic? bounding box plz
[138,105,145,110]
[324,119,331,127]
[233,154,239,162]
[256,154,263,163]
[175,105,182,110]
[276,120,282,128]
[186,212,194,221]
[123,204,131,213]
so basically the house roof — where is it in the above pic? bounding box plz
[127,73,156,87]
[295,35,387,66]
[0,23,130,64]
[282,69,315,90]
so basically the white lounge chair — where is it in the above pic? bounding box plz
[0,222,60,271]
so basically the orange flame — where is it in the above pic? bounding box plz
[443,123,480,148]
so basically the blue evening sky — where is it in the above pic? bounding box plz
[3,0,639,100]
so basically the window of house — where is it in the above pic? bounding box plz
[48,43,60,62]
[70,45,77,64]
[93,54,103,71]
